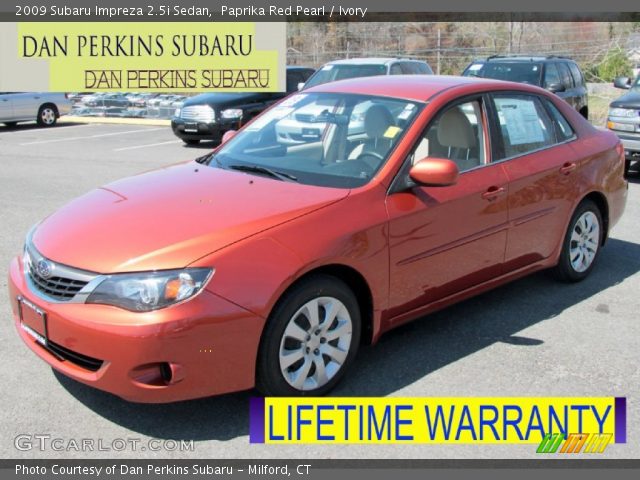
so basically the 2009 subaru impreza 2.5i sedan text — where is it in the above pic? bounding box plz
[9,76,627,402]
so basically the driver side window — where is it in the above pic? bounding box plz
[412,99,486,172]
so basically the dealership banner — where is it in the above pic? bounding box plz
[250,397,627,446]
[0,22,285,92]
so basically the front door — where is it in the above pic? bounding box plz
[386,97,509,319]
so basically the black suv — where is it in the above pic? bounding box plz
[172,66,315,145]
[608,75,640,175]
[462,55,589,119]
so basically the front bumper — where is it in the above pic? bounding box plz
[171,118,240,142]
[8,257,265,403]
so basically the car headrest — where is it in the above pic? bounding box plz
[437,107,476,150]
[364,104,394,139]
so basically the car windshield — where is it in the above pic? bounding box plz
[631,76,640,92]
[464,62,543,85]
[304,64,388,89]
[208,92,422,188]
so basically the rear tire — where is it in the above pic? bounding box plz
[552,200,603,282]
[37,104,58,127]
[183,139,200,145]
[256,275,361,396]
[3,122,17,127]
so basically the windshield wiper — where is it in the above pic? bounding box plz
[195,153,211,164]
[227,164,298,182]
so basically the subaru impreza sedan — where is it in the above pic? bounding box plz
[9,76,627,402]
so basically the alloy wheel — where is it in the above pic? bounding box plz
[278,296,352,391]
[569,211,600,273]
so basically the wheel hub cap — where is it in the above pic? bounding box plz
[279,296,352,391]
[569,211,600,273]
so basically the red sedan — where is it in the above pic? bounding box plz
[8,76,627,401]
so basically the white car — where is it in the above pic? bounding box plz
[0,92,72,127]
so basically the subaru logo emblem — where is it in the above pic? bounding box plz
[36,259,53,279]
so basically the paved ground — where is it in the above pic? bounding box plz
[1,122,639,459]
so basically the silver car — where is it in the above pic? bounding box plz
[0,92,72,127]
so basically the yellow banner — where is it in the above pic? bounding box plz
[258,397,619,444]
[12,22,283,92]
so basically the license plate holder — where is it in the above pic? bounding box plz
[184,122,198,133]
[17,295,49,347]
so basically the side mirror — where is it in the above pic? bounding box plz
[613,76,631,89]
[221,130,237,144]
[297,82,305,91]
[545,82,566,93]
[409,157,459,187]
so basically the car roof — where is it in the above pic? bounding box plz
[305,74,521,102]
[477,56,575,63]
[286,66,314,71]
[325,57,424,66]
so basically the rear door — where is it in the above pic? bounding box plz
[0,93,15,121]
[567,62,588,115]
[10,92,40,120]
[556,62,577,110]
[489,92,577,271]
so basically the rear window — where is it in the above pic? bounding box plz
[464,62,542,85]
[304,64,388,89]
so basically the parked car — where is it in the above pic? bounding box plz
[85,93,130,108]
[0,92,71,127]
[130,93,161,108]
[67,92,93,104]
[301,57,433,90]
[275,58,433,144]
[9,76,626,402]
[462,55,589,119]
[80,93,104,105]
[608,75,640,176]
[171,66,315,144]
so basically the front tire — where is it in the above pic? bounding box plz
[37,105,58,127]
[3,122,17,128]
[183,138,200,145]
[256,275,361,396]
[552,200,603,282]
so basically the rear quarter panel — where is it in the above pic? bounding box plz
[552,93,627,233]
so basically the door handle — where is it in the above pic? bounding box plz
[481,186,506,201]
[559,162,577,175]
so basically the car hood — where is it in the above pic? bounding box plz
[32,162,349,273]
[183,92,269,108]
[610,90,640,109]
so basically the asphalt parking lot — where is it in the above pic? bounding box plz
[1,121,639,459]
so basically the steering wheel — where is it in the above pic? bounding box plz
[324,158,375,178]
[357,151,384,161]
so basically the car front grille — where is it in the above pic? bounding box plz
[23,240,97,303]
[27,264,88,300]
[180,105,215,122]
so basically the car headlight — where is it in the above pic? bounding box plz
[174,108,181,118]
[220,108,243,120]
[608,107,636,118]
[86,268,213,312]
